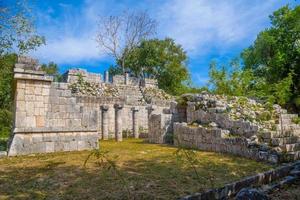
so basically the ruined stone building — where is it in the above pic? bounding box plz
[8,56,300,164]
[8,56,171,155]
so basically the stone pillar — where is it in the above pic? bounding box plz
[114,104,123,141]
[105,70,109,83]
[186,102,196,123]
[146,105,155,118]
[131,107,139,138]
[101,105,109,140]
[125,72,129,85]
[146,105,155,130]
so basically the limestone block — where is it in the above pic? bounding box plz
[15,111,26,127]
[17,89,25,101]
[25,95,35,101]
[36,101,44,108]
[26,86,35,95]
[59,105,66,112]
[78,141,88,150]
[31,142,46,153]
[43,133,58,142]
[35,86,42,95]
[32,134,43,143]
[45,142,55,152]
[25,116,36,127]
[69,141,78,151]
[17,80,26,89]
[54,142,64,151]
[16,101,26,112]
[25,102,35,115]
[36,116,45,127]
[35,95,44,102]
[42,88,50,96]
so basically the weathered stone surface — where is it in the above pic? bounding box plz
[235,188,268,200]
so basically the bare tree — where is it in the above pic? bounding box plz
[96,10,157,73]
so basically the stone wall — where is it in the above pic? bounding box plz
[173,123,280,163]
[63,69,102,84]
[187,102,258,138]
[8,56,170,156]
[9,131,98,156]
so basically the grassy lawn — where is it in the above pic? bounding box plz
[0,139,273,200]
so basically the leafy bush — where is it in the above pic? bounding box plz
[0,109,12,139]
[292,117,300,124]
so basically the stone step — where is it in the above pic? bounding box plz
[271,137,300,146]
[280,143,300,152]
[280,114,298,119]
[276,124,299,131]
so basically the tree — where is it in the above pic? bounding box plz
[0,0,45,139]
[123,38,190,95]
[41,62,62,82]
[208,59,255,97]
[0,54,16,138]
[242,5,300,110]
[96,10,157,73]
[0,0,45,55]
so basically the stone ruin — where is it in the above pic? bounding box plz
[149,93,300,163]
[7,56,300,164]
[8,56,171,156]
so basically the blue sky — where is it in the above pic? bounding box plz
[27,0,298,86]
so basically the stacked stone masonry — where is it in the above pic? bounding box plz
[148,93,300,163]
[9,56,300,163]
[8,56,170,156]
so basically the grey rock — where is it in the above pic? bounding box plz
[235,188,268,200]
[208,122,218,128]
[290,169,300,177]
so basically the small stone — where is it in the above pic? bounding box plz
[208,122,218,128]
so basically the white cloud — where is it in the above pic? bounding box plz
[33,37,104,64]
[31,0,107,64]
[30,0,295,66]
[156,0,289,55]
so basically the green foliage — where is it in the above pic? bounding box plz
[242,5,300,110]
[208,58,255,96]
[0,109,12,139]
[108,65,123,77]
[292,116,300,124]
[41,62,63,82]
[121,38,190,95]
[257,111,272,122]
[0,54,16,109]
[0,0,45,55]
[0,54,16,139]
[208,57,294,107]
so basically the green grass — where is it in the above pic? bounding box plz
[0,139,273,199]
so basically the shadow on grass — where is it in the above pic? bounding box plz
[0,148,272,200]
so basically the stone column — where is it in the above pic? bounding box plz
[101,105,109,140]
[114,104,123,141]
[131,107,139,138]
[146,105,155,130]
[105,70,109,83]
[125,72,129,85]
[146,105,155,118]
